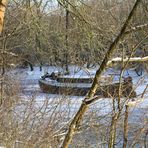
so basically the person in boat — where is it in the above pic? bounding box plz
[41,72,61,80]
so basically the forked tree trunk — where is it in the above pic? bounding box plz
[61,1,142,147]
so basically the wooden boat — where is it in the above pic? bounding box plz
[39,74,136,98]
[41,72,112,83]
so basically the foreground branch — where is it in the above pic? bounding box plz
[60,1,142,148]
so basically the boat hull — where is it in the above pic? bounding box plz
[38,77,136,98]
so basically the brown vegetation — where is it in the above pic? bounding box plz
[0,0,148,147]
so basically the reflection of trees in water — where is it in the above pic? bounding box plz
[134,48,148,76]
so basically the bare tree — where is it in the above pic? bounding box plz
[61,0,142,147]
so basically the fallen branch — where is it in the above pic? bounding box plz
[125,24,148,34]
[0,50,18,57]
[107,56,148,66]
[0,63,16,67]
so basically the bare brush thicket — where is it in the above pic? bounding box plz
[0,0,148,148]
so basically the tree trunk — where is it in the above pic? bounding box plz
[0,0,7,33]
[64,1,69,75]
[123,105,129,148]
[108,114,117,148]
